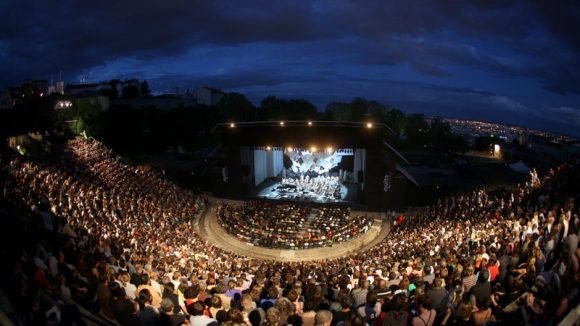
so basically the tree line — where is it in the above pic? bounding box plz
[0,83,468,155]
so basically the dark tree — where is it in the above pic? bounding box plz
[348,97,368,121]
[258,96,317,121]
[218,92,256,121]
[384,108,407,137]
[405,113,430,148]
[122,85,139,98]
[140,81,151,97]
[427,118,468,153]
[325,101,351,121]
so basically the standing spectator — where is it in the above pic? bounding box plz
[412,296,436,326]
[470,270,491,307]
[382,293,409,326]
[137,289,159,326]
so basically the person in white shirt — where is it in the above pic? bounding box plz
[189,302,217,326]
[119,272,137,299]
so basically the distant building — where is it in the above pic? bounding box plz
[56,80,65,94]
[1,80,47,109]
[194,86,225,106]
[48,75,65,95]
[54,100,73,109]
[21,79,47,97]
[66,83,101,95]
[55,95,110,111]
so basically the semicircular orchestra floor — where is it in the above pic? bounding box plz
[195,198,391,262]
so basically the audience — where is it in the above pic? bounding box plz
[0,137,579,326]
[217,201,373,249]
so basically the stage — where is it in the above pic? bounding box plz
[214,122,395,209]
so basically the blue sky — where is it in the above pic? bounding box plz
[1,1,579,136]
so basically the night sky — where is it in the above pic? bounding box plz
[1,1,579,137]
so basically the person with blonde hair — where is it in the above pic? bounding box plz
[274,297,295,325]
[241,293,257,314]
[119,271,137,299]
[266,307,281,326]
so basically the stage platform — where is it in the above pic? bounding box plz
[252,178,360,204]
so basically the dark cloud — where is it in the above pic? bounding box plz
[534,1,580,52]
[1,0,579,135]
[1,1,577,88]
[0,0,334,84]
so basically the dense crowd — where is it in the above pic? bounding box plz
[0,137,578,326]
[216,202,373,249]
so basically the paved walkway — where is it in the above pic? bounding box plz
[195,198,391,262]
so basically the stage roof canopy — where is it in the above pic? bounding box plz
[216,121,388,148]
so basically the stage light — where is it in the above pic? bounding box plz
[308,121,313,126]
[229,123,235,128]
[326,147,333,153]
[266,146,271,151]
[279,121,285,126]
[287,147,293,152]
[310,146,317,152]
[366,123,373,128]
